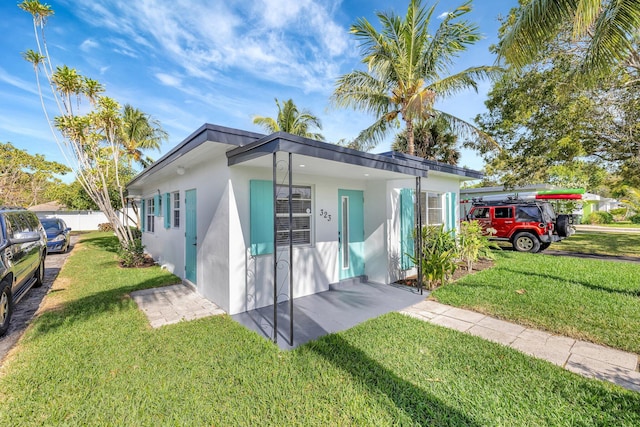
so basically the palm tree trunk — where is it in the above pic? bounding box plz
[406,119,415,157]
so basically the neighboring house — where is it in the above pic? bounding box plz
[126,124,482,316]
[460,184,618,220]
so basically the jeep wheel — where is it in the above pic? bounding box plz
[556,215,571,238]
[34,257,45,288]
[0,283,12,336]
[513,232,541,253]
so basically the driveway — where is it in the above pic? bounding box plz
[0,235,78,366]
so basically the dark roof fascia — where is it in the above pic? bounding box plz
[127,123,265,188]
[227,132,432,177]
[377,151,484,180]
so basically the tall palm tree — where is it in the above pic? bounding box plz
[253,98,325,141]
[120,104,168,168]
[498,0,640,76]
[332,0,501,156]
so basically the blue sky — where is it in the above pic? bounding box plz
[0,0,518,178]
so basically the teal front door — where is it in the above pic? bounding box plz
[185,189,197,284]
[338,189,365,280]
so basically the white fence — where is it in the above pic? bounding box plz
[36,209,138,231]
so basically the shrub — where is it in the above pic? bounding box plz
[409,225,458,290]
[98,222,114,232]
[458,220,498,271]
[584,211,613,224]
[630,214,640,224]
[118,238,146,267]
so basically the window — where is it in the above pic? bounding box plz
[516,206,542,222]
[469,207,490,220]
[418,192,443,225]
[275,185,311,246]
[494,207,512,219]
[146,197,155,232]
[173,192,180,228]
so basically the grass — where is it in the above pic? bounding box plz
[434,251,640,353]
[0,232,639,425]
[580,222,640,229]
[553,230,640,258]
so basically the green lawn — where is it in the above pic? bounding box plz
[1,232,639,425]
[434,251,640,353]
[553,230,640,258]
[580,222,640,229]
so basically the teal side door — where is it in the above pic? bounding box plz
[338,189,365,280]
[185,189,197,284]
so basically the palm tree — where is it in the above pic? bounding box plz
[498,0,640,76]
[253,98,325,141]
[332,0,501,156]
[120,104,168,168]
[392,118,461,165]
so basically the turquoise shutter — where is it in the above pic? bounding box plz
[164,193,171,228]
[446,192,457,233]
[141,199,146,232]
[154,194,160,216]
[400,188,415,270]
[250,180,274,256]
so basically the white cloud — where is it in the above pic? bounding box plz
[437,12,451,19]
[156,73,182,88]
[0,67,41,96]
[79,38,99,52]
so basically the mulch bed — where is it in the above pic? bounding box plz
[395,258,495,288]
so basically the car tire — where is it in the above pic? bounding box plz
[0,282,12,336]
[556,215,571,238]
[539,242,551,251]
[34,257,45,288]
[513,232,541,253]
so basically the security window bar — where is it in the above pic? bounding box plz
[275,184,311,246]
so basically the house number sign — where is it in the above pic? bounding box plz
[319,209,332,221]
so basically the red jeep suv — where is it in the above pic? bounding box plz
[466,199,573,253]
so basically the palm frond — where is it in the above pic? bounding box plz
[428,65,503,98]
[435,110,501,155]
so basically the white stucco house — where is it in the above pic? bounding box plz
[126,124,483,317]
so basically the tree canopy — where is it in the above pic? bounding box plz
[332,0,501,155]
[252,98,325,141]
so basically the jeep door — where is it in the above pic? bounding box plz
[492,206,515,238]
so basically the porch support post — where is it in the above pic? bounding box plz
[272,152,278,343]
[416,177,423,295]
[288,152,294,346]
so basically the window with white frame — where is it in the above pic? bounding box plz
[173,191,180,228]
[275,184,312,246]
[418,192,444,225]
[146,197,155,232]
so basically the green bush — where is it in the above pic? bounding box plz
[630,214,640,224]
[118,238,146,267]
[609,207,628,221]
[584,211,614,224]
[409,225,458,290]
[98,222,113,232]
[458,221,498,271]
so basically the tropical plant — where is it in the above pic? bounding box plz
[120,104,167,168]
[392,118,460,164]
[20,0,164,261]
[252,98,325,141]
[332,0,501,155]
[498,0,640,79]
[409,225,459,290]
[457,220,497,271]
[583,211,614,224]
[620,187,640,214]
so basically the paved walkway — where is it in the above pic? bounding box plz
[401,300,640,393]
[131,284,639,393]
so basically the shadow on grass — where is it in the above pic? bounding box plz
[28,275,178,337]
[309,334,480,426]
[500,268,640,297]
[81,235,121,253]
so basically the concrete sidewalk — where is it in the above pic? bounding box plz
[401,300,640,393]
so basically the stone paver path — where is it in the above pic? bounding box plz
[401,300,640,393]
[131,284,224,328]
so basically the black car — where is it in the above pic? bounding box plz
[40,217,71,253]
[0,207,47,336]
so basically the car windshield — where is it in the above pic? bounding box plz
[41,219,62,230]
